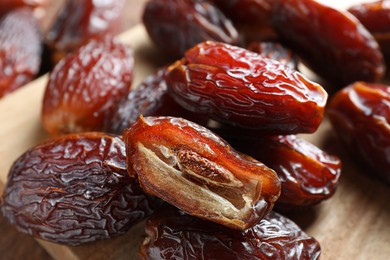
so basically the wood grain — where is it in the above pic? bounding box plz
[0,1,389,259]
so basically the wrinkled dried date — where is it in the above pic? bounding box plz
[46,0,125,64]
[0,9,42,98]
[1,132,160,245]
[328,82,390,183]
[42,37,134,136]
[124,116,280,230]
[143,0,239,58]
[272,0,385,86]
[140,209,321,260]
[167,41,327,134]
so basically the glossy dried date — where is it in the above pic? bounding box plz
[167,41,327,134]
[1,132,160,245]
[272,0,385,86]
[140,209,321,260]
[230,135,341,209]
[0,9,42,98]
[124,116,280,230]
[46,0,125,64]
[42,37,134,136]
[143,0,239,58]
[328,82,390,183]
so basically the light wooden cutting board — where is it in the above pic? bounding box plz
[1,2,389,259]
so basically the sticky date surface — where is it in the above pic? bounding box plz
[124,116,281,230]
[140,209,321,260]
[1,133,159,245]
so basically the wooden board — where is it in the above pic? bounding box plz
[1,2,390,259]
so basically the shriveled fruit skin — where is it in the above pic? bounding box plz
[142,0,239,58]
[42,37,134,136]
[46,0,125,64]
[124,116,280,231]
[140,209,321,260]
[0,9,42,98]
[167,41,327,134]
[328,82,390,183]
[0,0,50,14]
[272,0,385,86]
[231,135,341,210]
[1,133,160,245]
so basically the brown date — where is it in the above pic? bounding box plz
[167,41,327,134]
[124,116,281,230]
[0,132,160,245]
[348,1,390,62]
[0,9,42,98]
[230,135,341,210]
[328,81,390,183]
[142,0,239,59]
[272,0,385,86]
[42,37,134,136]
[140,209,321,260]
[107,67,208,135]
[46,0,125,64]
[0,0,50,14]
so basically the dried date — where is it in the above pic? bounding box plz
[0,9,42,98]
[328,82,390,183]
[142,0,239,58]
[46,0,125,64]
[272,0,385,86]
[167,41,327,134]
[140,209,321,260]
[0,132,160,245]
[42,37,134,136]
[124,116,281,230]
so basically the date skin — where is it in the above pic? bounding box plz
[42,37,134,136]
[124,116,281,231]
[272,0,385,86]
[328,82,390,183]
[167,41,327,134]
[0,9,42,98]
[107,67,208,134]
[348,1,390,61]
[142,0,239,59]
[140,209,321,260]
[230,135,341,210]
[46,0,125,64]
[0,132,160,245]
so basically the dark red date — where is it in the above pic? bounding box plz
[167,41,327,134]
[0,9,42,98]
[272,0,385,86]
[1,132,160,245]
[328,81,390,183]
[142,0,239,58]
[140,209,321,260]
[124,116,280,230]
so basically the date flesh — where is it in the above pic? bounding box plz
[46,0,125,64]
[42,37,134,136]
[124,116,281,230]
[1,132,159,245]
[140,209,321,260]
[272,0,385,86]
[167,41,327,134]
[143,0,239,59]
[328,82,390,183]
[0,9,42,98]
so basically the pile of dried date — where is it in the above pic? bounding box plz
[1,0,390,259]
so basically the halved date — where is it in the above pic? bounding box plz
[140,209,321,260]
[1,132,160,245]
[328,81,390,183]
[124,116,281,230]
[167,41,327,134]
[272,0,385,86]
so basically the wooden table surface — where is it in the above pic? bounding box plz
[0,1,147,259]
